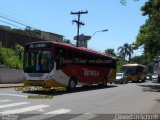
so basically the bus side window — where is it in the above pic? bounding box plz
[56,47,67,70]
[136,67,138,73]
[137,66,143,73]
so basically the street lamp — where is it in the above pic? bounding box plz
[74,29,108,48]
[91,29,108,38]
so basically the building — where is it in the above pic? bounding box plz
[0,25,64,48]
[41,31,63,42]
[74,34,91,48]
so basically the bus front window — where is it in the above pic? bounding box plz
[124,67,137,75]
[24,50,53,73]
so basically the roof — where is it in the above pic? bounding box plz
[25,41,115,60]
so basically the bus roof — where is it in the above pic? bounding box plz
[123,63,146,67]
[25,41,116,60]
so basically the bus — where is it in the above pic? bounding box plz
[23,41,116,90]
[123,64,146,82]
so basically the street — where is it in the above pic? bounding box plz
[0,80,160,120]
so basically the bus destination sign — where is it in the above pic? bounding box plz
[28,43,51,49]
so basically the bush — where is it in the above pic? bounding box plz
[0,47,23,69]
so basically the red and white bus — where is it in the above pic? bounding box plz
[23,41,116,90]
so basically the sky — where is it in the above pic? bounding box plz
[0,0,148,56]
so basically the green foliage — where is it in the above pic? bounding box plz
[0,42,2,48]
[14,43,24,61]
[147,62,154,74]
[117,43,134,62]
[131,55,154,74]
[63,39,71,44]
[12,29,24,34]
[135,0,160,61]
[0,47,23,69]
[131,55,149,65]
[12,28,41,38]
[104,48,116,57]
[117,59,129,72]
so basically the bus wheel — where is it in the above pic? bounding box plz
[68,78,77,91]
[158,75,160,83]
[102,78,107,87]
[142,77,146,82]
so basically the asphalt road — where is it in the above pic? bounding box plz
[0,79,160,120]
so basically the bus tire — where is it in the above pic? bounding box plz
[137,78,140,83]
[142,77,146,82]
[68,77,77,91]
[158,75,160,83]
[102,77,107,87]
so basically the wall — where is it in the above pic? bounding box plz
[0,68,24,83]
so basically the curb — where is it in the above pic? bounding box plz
[0,83,24,88]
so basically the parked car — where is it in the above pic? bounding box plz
[152,74,158,80]
[115,73,128,84]
[146,74,152,80]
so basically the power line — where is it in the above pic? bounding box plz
[0,17,42,40]
[0,14,43,39]
[0,7,42,29]
[0,19,21,29]
[0,15,38,30]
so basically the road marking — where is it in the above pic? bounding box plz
[0,102,29,109]
[85,113,91,114]
[0,93,27,98]
[21,108,72,120]
[70,114,97,120]
[45,108,72,114]
[0,99,12,103]
[0,104,49,114]
[38,109,45,112]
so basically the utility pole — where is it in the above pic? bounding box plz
[71,10,88,47]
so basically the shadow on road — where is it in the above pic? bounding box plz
[155,99,160,103]
[22,85,118,96]
[139,84,160,92]
[152,81,159,84]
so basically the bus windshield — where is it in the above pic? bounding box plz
[23,50,53,73]
[124,67,137,75]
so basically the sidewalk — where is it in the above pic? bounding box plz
[0,83,24,88]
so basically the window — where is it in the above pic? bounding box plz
[55,46,67,69]
[24,50,53,73]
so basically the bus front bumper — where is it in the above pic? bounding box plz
[23,79,66,88]
[127,76,138,81]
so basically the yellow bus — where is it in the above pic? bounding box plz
[123,64,146,82]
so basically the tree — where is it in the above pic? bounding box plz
[104,48,116,57]
[118,43,133,62]
[131,54,149,65]
[135,0,160,61]
[14,43,24,61]
[128,44,134,62]
[131,55,154,74]
[63,39,71,44]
